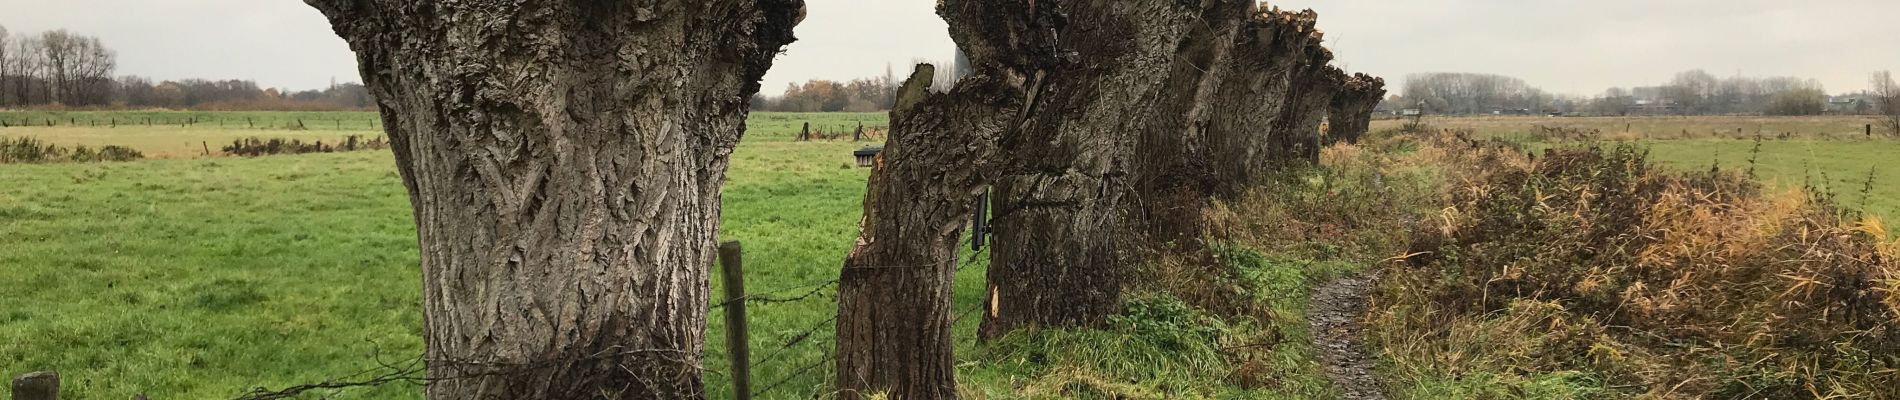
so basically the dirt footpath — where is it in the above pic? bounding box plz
[1308,271,1385,400]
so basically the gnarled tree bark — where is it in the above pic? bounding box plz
[305,1,802,398]
[1326,74,1388,146]
[1206,8,1329,197]
[1268,49,1343,166]
[833,1,1058,396]
[835,65,1027,399]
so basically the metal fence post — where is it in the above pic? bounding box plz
[972,189,989,251]
[718,241,752,400]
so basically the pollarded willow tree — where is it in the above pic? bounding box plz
[1327,74,1389,146]
[835,64,1028,400]
[836,1,1373,398]
[305,1,803,398]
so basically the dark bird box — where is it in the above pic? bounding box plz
[853,146,883,168]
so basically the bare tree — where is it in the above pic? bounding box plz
[39,30,78,105]
[116,75,155,106]
[1875,71,1900,135]
[1666,69,1720,114]
[1402,72,1546,114]
[0,24,10,107]
[10,36,45,105]
[304,1,803,399]
[70,36,116,105]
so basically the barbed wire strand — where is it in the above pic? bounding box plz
[237,234,992,399]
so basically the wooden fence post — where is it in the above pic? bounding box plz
[718,241,752,400]
[11,371,59,400]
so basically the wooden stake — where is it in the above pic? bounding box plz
[718,241,752,400]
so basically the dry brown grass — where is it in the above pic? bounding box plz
[1374,134,1900,398]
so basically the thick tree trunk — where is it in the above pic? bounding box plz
[1326,74,1388,146]
[981,2,1344,339]
[1269,55,1344,166]
[835,65,1026,400]
[305,1,801,399]
[833,2,1059,395]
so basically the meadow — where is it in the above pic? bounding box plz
[1,112,916,399]
[2,111,1895,399]
[0,111,382,159]
[1375,115,1900,221]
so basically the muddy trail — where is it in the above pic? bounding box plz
[1308,271,1385,400]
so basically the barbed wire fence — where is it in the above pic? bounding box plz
[231,229,993,400]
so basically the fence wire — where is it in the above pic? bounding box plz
[230,232,991,399]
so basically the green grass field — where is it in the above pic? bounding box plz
[1379,115,1900,221]
[1,112,911,399]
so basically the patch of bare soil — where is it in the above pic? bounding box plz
[1308,271,1384,400]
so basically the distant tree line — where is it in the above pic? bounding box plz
[752,77,897,113]
[0,24,371,110]
[113,77,373,111]
[1387,69,1885,117]
[752,59,975,113]
[1592,70,1834,116]
[1395,72,1551,115]
[751,77,896,112]
[1,27,116,106]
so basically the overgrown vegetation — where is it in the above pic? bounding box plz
[5,111,1896,398]
[1,136,142,163]
[221,135,389,157]
[955,129,1456,399]
[1375,136,1900,397]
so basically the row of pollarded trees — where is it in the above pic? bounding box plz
[832,3,1384,398]
[304,0,1382,399]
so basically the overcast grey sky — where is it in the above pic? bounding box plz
[2,0,1896,96]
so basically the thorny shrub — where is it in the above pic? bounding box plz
[223,135,389,157]
[1,136,144,164]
